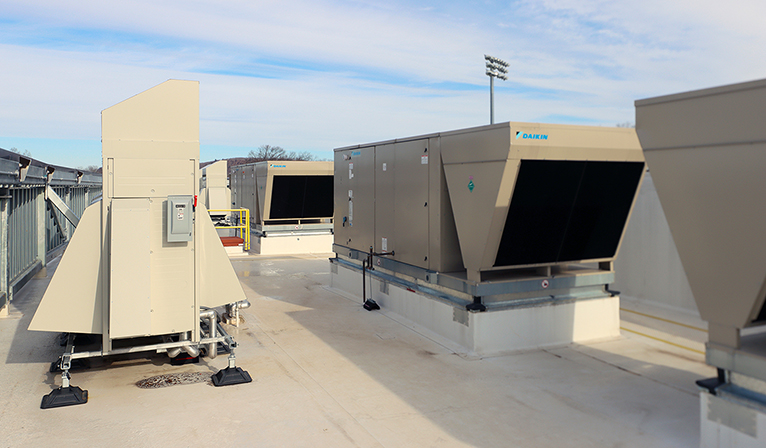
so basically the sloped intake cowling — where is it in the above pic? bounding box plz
[440,122,644,278]
[29,203,103,334]
[644,145,766,328]
[441,160,519,275]
[197,204,248,309]
[637,78,766,330]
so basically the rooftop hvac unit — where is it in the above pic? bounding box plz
[232,160,333,232]
[200,160,232,220]
[231,160,334,254]
[636,79,766,441]
[29,80,251,409]
[334,122,645,284]
[331,122,644,352]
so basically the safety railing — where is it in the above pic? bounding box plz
[1,147,102,312]
[209,208,251,251]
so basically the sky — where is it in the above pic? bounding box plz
[1,0,765,168]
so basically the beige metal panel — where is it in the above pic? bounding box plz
[102,141,199,162]
[28,203,103,333]
[112,157,195,198]
[636,78,766,151]
[259,160,334,176]
[198,189,208,210]
[611,171,698,313]
[202,160,231,211]
[204,161,228,188]
[333,150,351,245]
[102,79,199,147]
[427,137,463,273]
[636,79,766,334]
[230,164,256,222]
[511,123,644,162]
[255,163,268,223]
[393,139,430,268]
[334,147,375,252]
[196,204,248,308]
[229,167,239,209]
[110,198,152,338]
[441,122,642,164]
[239,165,257,224]
[642,145,766,328]
[442,160,519,278]
[251,165,259,220]
[439,124,511,164]
[440,125,515,279]
[374,144,396,254]
[207,188,229,210]
[149,198,194,335]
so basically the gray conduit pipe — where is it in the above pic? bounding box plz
[199,309,218,359]
[180,331,200,358]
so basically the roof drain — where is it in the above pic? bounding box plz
[225,299,251,327]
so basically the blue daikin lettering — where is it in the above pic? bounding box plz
[515,131,549,140]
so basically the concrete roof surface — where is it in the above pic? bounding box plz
[1,254,713,448]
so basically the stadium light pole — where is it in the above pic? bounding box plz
[484,54,509,124]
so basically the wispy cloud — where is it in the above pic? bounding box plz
[1,0,765,166]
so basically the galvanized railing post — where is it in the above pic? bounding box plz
[0,194,8,314]
[36,186,47,271]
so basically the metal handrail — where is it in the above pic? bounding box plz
[209,208,250,251]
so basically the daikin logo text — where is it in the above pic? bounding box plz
[515,131,548,140]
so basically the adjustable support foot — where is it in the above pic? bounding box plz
[41,367,88,409]
[212,366,252,386]
[696,368,727,395]
[41,385,88,409]
[212,341,251,387]
[466,296,486,312]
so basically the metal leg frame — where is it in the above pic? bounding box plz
[40,306,253,408]
[40,334,88,409]
[211,322,252,387]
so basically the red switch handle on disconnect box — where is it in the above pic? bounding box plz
[194,195,198,207]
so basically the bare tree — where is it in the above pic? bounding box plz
[9,147,32,157]
[77,165,101,172]
[291,151,315,161]
[248,145,286,160]
[616,122,635,128]
[245,145,314,162]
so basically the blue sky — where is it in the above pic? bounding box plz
[1,0,765,168]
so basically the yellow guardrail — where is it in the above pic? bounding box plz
[209,208,250,251]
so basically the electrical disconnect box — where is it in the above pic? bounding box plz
[167,195,194,242]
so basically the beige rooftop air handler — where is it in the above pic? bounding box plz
[331,122,645,354]
[200,160,232,220]
[636,78,766,447]
[231,160,333,254]
[30,80,252,409]
[201,160,249,253]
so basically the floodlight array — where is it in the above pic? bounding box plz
[484,54,509,80]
